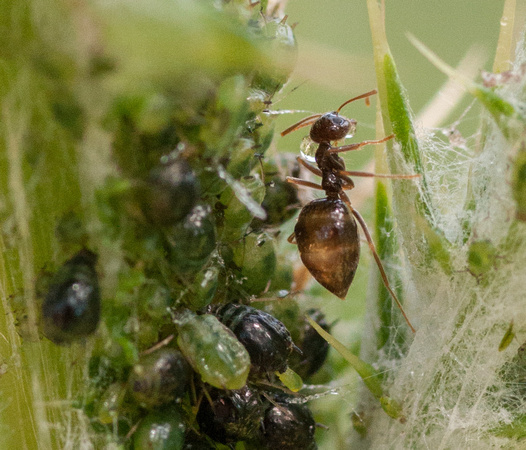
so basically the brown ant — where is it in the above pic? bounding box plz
[281,90,418,333]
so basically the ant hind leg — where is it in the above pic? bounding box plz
[339,192,416,333]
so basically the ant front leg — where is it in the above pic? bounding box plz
[296,156,322,177]
[286,177,324,191]
[329,134,395,155]
[339,192,416,334]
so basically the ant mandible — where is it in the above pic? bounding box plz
[281,90,418,333]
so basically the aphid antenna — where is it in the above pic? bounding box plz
[201,383,215,409]
[336,89,377,113]
[125,419,142,441]
[260,388,299,408]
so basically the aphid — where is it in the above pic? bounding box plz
[41,249,101,344]
[215,303,299,376]
[165,204,216,275]
[133,405,185,449]
[262,397,317,450]
[174,309,250,390]
[137,157,200,226]
[251,157,301,229]
[281,90,418,333]
[128,348,191,408]
[289,309,331,379]
[196,386,265,444]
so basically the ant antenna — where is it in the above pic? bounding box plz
[336,90,377,113]
[280,114,322,137]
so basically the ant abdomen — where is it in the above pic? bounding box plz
[294,197,359,299]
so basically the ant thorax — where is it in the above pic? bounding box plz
[314,143,347,195]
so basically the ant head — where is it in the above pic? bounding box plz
[280,90,376,142]
[309,113,357,143]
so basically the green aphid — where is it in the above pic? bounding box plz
[182,266,219,310]
[220,174,266,242]
[276,367,303,392]
[133,406,185,450]
[96,383,126,425]
[174,310,250,390]
[467,239,498,278]
[231,232,277,295]
[252,17,297,94]
[165,204,216,274]
[252,158,300,230]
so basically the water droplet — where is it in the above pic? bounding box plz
[300,136,317,162]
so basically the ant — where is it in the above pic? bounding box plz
[281,90,418,333]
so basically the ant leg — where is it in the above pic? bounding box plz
[339,170,420,180]
[286,177,324,191]
[288,233,296,244]
[339,192,416,334]
[340,175,355,191]
[297,157,322,177]
[329,134,394,154]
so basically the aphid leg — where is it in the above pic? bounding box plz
[329,134,395,154]
[201,384,215,411]
[286,177,324,191]
[340,192,416,334]
[281,114,322,137]
[141,334,174,356]
[296,156,322,177]
[125,419,142,441]
[339,170,420,179]
[287,232,297,244]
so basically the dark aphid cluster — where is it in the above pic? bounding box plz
[214,303,299,376]
[282,90,418,333]
[196,387,317,449]
[289,309,331,379]
[196,386,265,444]
[128,348,191,408]
[135,158,200,227]
[41,249,100,344]
[262,396,317,450]
[251,156,301,230]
